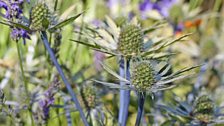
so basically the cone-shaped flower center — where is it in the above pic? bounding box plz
[30,3,51,31]
[80,86,97,109]
[193,95,215,123]
[118,24,144,57]
[130,61,154,92]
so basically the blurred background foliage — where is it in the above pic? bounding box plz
[1,0,224,125]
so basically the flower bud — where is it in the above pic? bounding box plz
[80,85,98,109]
[30,3,51,31]
[130,61,155,92]
[118,24,144,57]
[192,95,215,123]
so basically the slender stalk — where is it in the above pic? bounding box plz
[16,42,35,126]
[16,42,28,95]
[40,31,89,126]
[118,58,130,126]
[135,92,146,126]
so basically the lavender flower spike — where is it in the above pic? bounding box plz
[0,0,30,43]
[40,31,89,126]
[139,0,178,18]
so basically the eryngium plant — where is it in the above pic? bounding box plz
[80,84,99,110]
[0,1,89,125]
[118,24,144,57]
[29,3,52,31]
[79,84,108,126]
[158,94,224,125]
[192,95,215,124]
[71,16,197,126]
[130,60,155,92]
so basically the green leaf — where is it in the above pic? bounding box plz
[48,11,85,32]
[100,62,130,83]
[92,79,131,90]
[0,21,12,27]
[7,21,32,32]
[142,33,192,56]
[155,73,195,89]
[163,64,202,80]
[143,21,167,34]
[70,39,100,49]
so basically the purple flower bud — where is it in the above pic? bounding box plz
[0,0,30,42]
[139,0,178,18]
[0,1,8,10]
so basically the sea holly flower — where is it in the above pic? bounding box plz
[158,94,224,125]
[130,59,155,92]
[80,84,99,110]
[71,16,190,60]
[93,57,198,94]
[71,16,197,125]
[79,83,111,126]
[192,95,215,124]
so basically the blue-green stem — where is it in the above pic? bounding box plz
[135,92,146,126]
[118,58,130,126]
[16,42,35,126]
[40,31,89,126]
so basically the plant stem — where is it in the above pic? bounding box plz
[135,92,146,126]
[40,31,89,126]
[16,42,35,126]
[118,58,130,126]
[16,42,28,95]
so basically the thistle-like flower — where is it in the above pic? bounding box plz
[158,94,224,125]
[130,60,155,92]
[118,24,144,57]
[29,2,52,31]
[72,16,190,60]
[80,84,99,110]
[192,95,215,124]
[94,57,198,93]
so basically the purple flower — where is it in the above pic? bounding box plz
[139,0,178,18]
[39,96,55,120]
[0,0,30,42]
[107,0,119,8]
[38,75,59,121]
[0,1,7,10]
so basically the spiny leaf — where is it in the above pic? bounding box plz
[143,33,191,56]
[156,73,195,86]
[163,33,192,48]
[70,39,100,49]
[70,39,117,56]
[143,21,167,34]
[48,11,85,32]
[158,104,189,117]
[92,79,131,90]
[0,21,12,27]
[100,62,130,83]
[162,64,202,80]
[7,21,32,32]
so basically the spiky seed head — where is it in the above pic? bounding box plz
[192,95,215,123]
[30,3,51,31]
[80,85,98,109]
[118,24,144,57]
[130,61,155,92]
